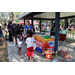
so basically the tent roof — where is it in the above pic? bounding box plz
[17,12,31,20]
[17,12,75,20]
[19,20,39,25]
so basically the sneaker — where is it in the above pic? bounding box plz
[19,55,24,58]
[19,56,21,59]
[28,59,31,62]
[21,55,24,57]
[31,60,33,62]
[25,54,27,56]
[13,43,16,46]
[29,60,31,62]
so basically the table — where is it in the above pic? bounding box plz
[33,35,55,53]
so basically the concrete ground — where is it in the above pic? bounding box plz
[7,41,63,62]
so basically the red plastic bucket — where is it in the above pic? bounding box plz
[45,50,52,59]
[46,53,52,59]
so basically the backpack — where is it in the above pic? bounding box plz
[12,24,20,35]
[15,24,20,34]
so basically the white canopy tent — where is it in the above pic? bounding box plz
[17,12,75,52]
[18,12,75,20]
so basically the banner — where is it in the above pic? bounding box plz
[35,40,44,50]
[48,41,55,47]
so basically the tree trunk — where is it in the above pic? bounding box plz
[9,12,14,22]
[11,12,14,21]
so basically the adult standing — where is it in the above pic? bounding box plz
[8,21,13,41]
[11,21,17,46]
[24,21,33,37]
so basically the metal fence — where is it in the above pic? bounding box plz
[58,41,75,62]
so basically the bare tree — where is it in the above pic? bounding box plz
[10,12,14,21]
[0,12,22,25]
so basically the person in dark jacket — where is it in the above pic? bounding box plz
[8,21,13,41]
[11,21,17,46]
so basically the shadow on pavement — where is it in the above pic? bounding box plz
[65,39,75,44]
[65,39,75,46]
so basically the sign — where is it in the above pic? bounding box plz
[35,40,44,50]
[48,41,55,47]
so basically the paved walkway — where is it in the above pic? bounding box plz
[7,41,63,62]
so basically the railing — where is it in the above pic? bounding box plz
[58,41,75,62]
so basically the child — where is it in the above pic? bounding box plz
[17,29,23,58]
[25,30,35,62]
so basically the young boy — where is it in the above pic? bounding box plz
[25,30,35,62]
[17,30,23,58]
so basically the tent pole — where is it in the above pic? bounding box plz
[24,17,25,26]
[39,20,41,33]
[54,12,60,52]
[31,16,33,27]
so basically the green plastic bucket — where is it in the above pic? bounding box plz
[44,30,47,32]
[44,36,50,39]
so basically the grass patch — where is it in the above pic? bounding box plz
[0,41,9,62]
[70,38,75,41]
